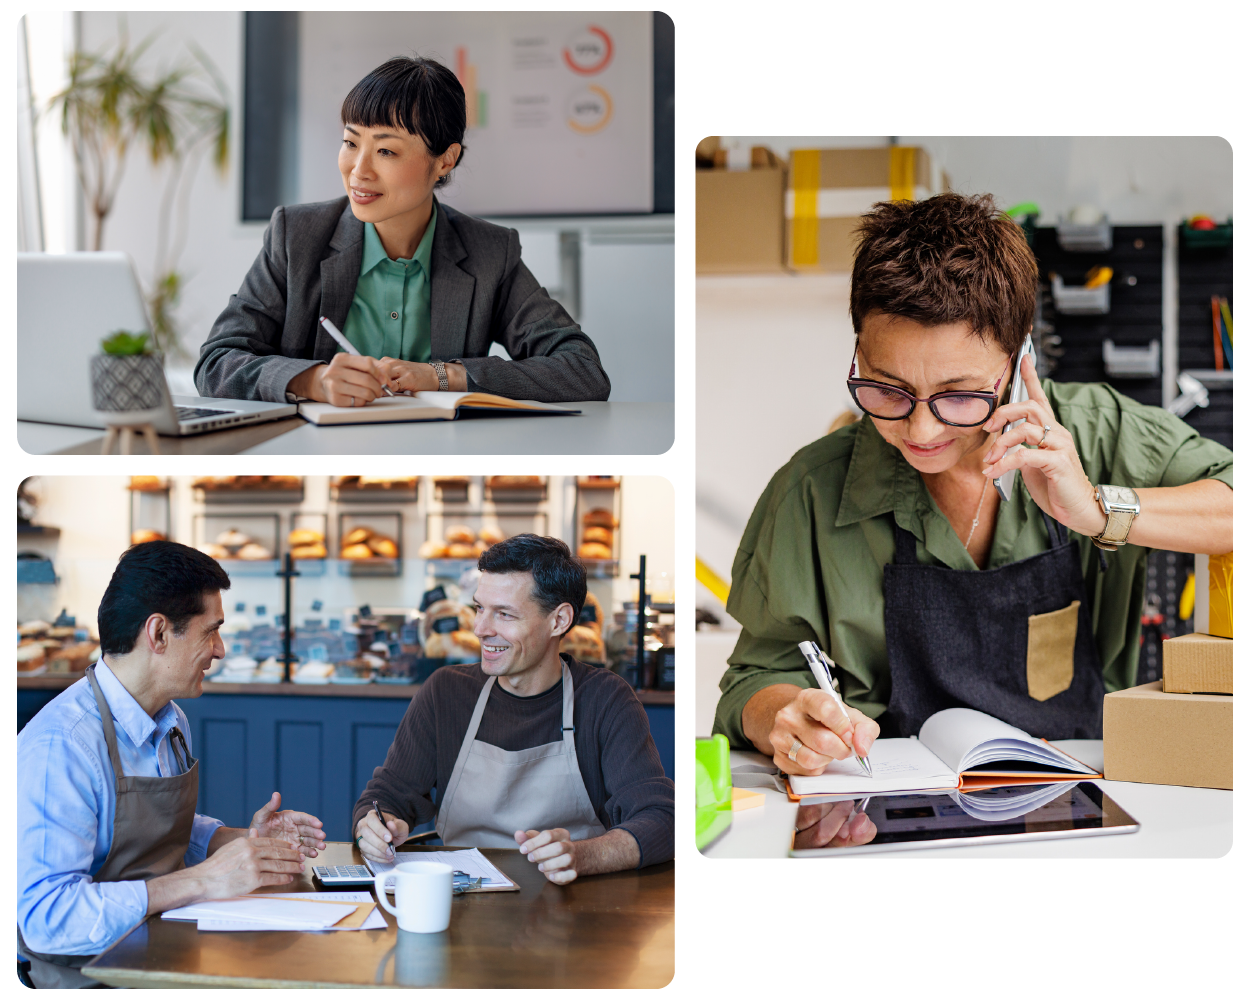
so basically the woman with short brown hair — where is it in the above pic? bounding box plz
[714,193,1232,846]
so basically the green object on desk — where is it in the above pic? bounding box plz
[695,734,733,851]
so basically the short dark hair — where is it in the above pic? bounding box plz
[477,534,586,636]
[850,193,1037,355]
[341,56,466,188]
[98,541,231,656]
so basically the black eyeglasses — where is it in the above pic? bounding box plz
[847,351,1012,428]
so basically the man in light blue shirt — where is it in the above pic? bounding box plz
[17,541,327,987]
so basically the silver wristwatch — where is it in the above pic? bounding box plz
[1091,484,1141,550]
[430,359,449,392]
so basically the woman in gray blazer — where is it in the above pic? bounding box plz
[194,57,610,406]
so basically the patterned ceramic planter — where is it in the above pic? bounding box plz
[90,353,165,419]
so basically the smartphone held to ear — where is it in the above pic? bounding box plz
[992,337,1035,504]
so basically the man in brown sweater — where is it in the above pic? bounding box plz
[353,534,673,884]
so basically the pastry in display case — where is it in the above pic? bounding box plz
[193,476,304,503]
[332,476,419,502]
[129,528,166,546]
[577,507,619,561]
[17,618,100,678]
[198,526,274,561]
[483,476,547,503]
[127,476,167,492]
[421,598,480,661]
[287,527,327,560]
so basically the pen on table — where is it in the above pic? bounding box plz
[319,315,395,396]
[372,799,396,861]
[797,640,873,777]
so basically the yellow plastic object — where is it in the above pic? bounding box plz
[695,557,730,606]
[1209,552,1233,639]
[1178,572,1195,621]
[1084,266,1114,289]
[888,146,916,202]
[731,787,765,811]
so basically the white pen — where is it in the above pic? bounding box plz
[797,641,873,777]
[318,315,395,396]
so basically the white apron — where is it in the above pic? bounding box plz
[435,662,607,848]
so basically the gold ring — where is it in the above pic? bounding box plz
[787,739,803,762]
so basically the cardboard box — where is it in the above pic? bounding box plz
[1162,632,1233,694]
[1194,552,1233,638]
[785,146,933,272]
[1103,682,1232,789]
[696,149,787,273]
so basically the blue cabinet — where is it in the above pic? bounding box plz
[19,685,674,843]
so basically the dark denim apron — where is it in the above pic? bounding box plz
[882,511,1104,740]
[18,666,200,988]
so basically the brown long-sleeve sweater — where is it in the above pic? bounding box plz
[351,656,674,868]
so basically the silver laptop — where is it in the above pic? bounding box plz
[17,252,296,434]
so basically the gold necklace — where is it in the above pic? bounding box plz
[964,475,991,550]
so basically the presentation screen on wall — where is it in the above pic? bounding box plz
[298,11,653,215]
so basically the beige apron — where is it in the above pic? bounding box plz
[19,666,200,988]
[436,662,607,849]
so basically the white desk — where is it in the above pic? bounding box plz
[18,403,674,456]
[703,741,1232,859]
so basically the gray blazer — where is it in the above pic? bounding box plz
[194,197,610,403]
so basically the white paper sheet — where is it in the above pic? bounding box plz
[786,737,958,796]
[368,847,512,890]
[162,896,355,929]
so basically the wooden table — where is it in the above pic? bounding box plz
[81,843,674,988]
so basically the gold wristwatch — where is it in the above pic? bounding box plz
[1091,484,1140,550]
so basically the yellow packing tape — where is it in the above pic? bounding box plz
[791,149,821,266]
[889,146,915,201]
[1209,551,1233,638]
[695,556,730,606]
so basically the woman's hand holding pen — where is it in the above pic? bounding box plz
[746,685,880,776]
[287,353,391,407]
[355,810,409,864]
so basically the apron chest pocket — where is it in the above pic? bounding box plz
[1026,600,1081,701]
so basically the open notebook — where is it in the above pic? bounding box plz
[297,392,580,426]
[366,847,519,893]
[787,707,1099,799]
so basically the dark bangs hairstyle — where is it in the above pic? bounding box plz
[98,540,231,656]
[850,193,1038,355]
[341,56,467,187]
[478,534,586,637]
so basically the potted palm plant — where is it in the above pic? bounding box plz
[49,24,230,357]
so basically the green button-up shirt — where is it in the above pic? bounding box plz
[714,379,1234,749]
[341,208,437,363]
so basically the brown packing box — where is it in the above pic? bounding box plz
[696,145,787,273]
[1103,682,1232,789]
[1162,632,1233,694]
[785,146,934,272]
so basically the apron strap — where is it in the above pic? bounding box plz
[891,515,919,565]
[86,666,127,782]
[1040,509,1065,549]
[560,660,576,748]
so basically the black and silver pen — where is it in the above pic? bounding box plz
[372,799,396,861]
[797,641,873,777]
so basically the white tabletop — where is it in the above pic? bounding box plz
[18,402,674,456]
[703,741,1232,859]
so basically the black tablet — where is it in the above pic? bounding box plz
[788,782,1139,856]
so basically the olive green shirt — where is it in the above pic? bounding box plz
[714,380,1234,749]
[340,208,437,363]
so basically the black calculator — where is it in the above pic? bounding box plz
[312,865,375,885]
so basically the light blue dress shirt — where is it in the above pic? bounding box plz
[17,660,224,956]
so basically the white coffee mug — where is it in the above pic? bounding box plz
[375,861,453,933]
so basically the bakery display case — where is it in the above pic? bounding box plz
[337,511,403,577]
[574,477,622,578]
[193,476,305,504]
[17,475,675,836]
[483,475,548,504]
[128,477,170,546]
[331,476,419,503]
